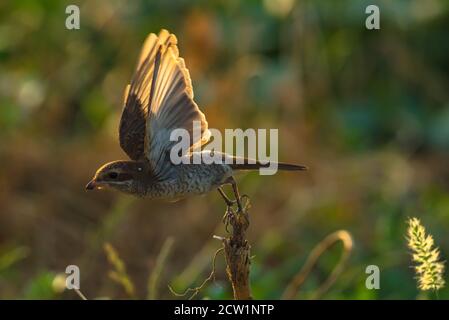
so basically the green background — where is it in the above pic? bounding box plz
[1,0,449,299]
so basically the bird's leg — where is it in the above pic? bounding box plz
[218,187,235,232]
[230,177,243,213]
[218,178,246,231]
[217,187,235,207]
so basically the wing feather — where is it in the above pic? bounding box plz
[144,32,210,178]
[119,30,178,160]
[119,29,209,176]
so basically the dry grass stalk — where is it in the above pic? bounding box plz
[104,242,136,298]
[74,288,88,300]
[147,237,175,299]
[282,230,353,299]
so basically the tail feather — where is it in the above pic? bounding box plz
[230,161,308,171]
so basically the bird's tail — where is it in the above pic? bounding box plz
[229,160,307,171]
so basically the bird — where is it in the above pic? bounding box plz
[85,29,307,211]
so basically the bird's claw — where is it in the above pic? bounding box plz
[224,198,237,207]
[222,206,232,233]
[222,194,250,232]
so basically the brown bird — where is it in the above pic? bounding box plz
[86,29,307,210]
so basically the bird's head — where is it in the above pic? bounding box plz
[86,160,147,195]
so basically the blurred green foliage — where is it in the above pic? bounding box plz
[1,0,449,299]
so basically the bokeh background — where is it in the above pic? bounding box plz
[1,0,449,299]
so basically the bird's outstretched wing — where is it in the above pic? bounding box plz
[119,30,178,160]
[143,30,210,179]
[119,30,210,179]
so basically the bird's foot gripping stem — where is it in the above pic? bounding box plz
[219,192,250,233]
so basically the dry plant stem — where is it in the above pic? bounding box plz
[74,288,88,300]
[282,230,353,300]
[222,202,252,300]
[169,248,224,300]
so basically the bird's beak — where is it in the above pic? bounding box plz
[85,179,97,190]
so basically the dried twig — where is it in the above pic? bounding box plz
[169,247,224,300]
[282,230,353,299]
[74,288,88,300]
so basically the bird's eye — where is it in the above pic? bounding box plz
[109,172,118,179]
